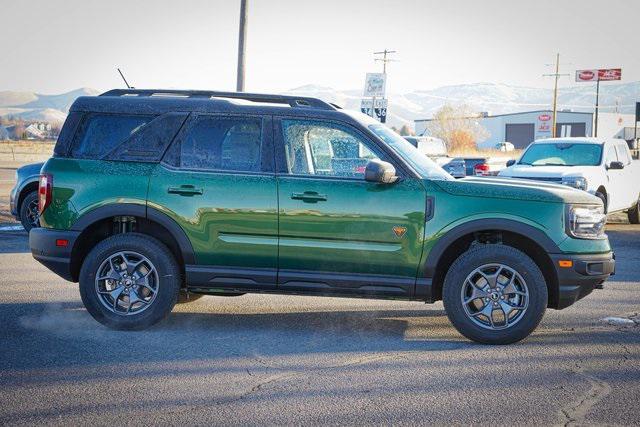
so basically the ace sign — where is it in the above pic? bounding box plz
[576,68,622,82]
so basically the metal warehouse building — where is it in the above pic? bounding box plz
[415,110,593,150]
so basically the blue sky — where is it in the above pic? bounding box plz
[2,0,638,94]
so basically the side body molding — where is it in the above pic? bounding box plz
[70,203,196,264]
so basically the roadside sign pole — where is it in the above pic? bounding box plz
[594,78,600,137]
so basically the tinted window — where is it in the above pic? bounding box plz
[281,120,386,178]
[180,116,262,172]
[519,142,603,166]
[71,114,151,159]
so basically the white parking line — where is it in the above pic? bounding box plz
[0,225,24,232]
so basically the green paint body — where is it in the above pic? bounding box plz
[40,156,611,283]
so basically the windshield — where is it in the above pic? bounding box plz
[519,142,603,166]
[368,124,452,180]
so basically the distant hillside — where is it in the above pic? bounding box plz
[287,81,640,129]
[1,82,638,129]
[0,88,100,124]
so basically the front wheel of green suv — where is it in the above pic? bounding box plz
[442,244,548,345]
[79,233,181,330]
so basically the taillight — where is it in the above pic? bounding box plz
[38,174,53,213]
[474,163,490,176]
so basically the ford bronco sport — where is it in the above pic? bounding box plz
[30,89,615,344]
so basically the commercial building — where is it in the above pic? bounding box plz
[415,110,593,150]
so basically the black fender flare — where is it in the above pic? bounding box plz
[423,218,560,277]
[70,203,195,264]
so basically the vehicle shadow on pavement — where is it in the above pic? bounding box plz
[0,231,30,254]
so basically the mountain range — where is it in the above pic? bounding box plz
[1,82,638,129]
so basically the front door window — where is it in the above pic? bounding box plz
[281,120,389,179]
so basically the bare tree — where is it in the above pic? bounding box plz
[425,104,490,151]
[398,124,414,136]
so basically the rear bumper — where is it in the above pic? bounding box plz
[551,252,615,309]
[29,228,80,282]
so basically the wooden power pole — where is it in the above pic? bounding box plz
[543,53,569,137]
[236,0,248,92]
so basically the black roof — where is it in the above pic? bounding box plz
[70,89,348,121]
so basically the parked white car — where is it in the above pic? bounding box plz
[499,137,640,223]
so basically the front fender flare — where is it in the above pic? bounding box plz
[423,218,560,277]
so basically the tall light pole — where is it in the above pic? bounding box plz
[236,0,248,92]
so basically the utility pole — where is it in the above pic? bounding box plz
[374,49,397,74]
[594,78,601,137]
[543,53,569,137]
[236,0,248,92]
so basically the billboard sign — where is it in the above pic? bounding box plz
[363,73,386,97]
[575,68,622,82]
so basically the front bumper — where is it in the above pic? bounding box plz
[551,252,615,309]
[30,228,80,282]
[9,186,18,217]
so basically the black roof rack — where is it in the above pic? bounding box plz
[99,89,335,111]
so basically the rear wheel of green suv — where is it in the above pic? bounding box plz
[442,244,547,345]
[79,233,180,330]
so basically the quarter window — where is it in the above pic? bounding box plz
[180,116,262,172]
[281,120,387,178]
[71,114,151,159]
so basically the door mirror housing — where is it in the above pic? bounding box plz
[506,159,516,167]
[608,161,624,170]
[365,159,399,184]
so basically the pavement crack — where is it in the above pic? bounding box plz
[557,363,612,427]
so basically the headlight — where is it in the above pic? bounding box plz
[565,204,607,239]
[561,176,588,190]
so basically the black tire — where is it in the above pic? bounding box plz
[79,233,181,330]
[595,191,608,214]
[19,191,40,232]
[442,244,548,345]
[628,197,640,224]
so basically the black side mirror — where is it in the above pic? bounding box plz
[608,161,624,170]
[365,159,399,184]
[506,159,516,167]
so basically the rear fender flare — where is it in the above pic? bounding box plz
[70,203,195,264]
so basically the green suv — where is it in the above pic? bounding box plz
[30,89,615,344]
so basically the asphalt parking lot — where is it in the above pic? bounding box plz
[0,165,639,425]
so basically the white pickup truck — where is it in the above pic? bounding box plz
[499,137,640,223]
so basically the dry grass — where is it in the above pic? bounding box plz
[0,140,54,162]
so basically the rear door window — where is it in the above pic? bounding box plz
[71,114,152,159]
[177,115,263,172]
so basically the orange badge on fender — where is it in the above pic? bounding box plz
[392,226,407,238]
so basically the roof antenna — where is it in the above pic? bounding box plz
[117,68,134,89]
